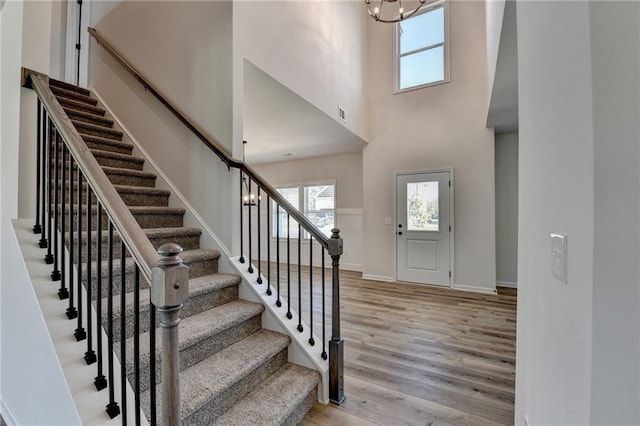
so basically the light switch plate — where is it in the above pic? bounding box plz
[384,217,392,225]
[550,233,567,283]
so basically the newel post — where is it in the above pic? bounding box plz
[328,228,345,405]
[151,243,189,425]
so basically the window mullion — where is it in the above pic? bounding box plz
[399,42,444,58]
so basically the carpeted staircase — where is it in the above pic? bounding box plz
[49,78,320,425]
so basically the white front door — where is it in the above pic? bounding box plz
[396,171,451,286]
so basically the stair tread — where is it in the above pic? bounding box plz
[61,204,185,215]
[114,184,170,196]
[64,106,113,124]
[141,330,290,419]
[57,97,105,115]
[102,166,156,178]
[72,119,122,136]
[209,363,321,426]
[80,133,133,149]
[49,78,91,96]
[126,300,264,359]
[51,85,98,105]
[90,148,145,164]
[66,226,202,241]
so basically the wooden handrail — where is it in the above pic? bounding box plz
[25,69,159,281]
[87,27,331,250]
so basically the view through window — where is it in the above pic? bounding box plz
[397,1,447,91]
[274,183,335,238]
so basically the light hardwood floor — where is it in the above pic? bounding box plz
[280,269,518,426]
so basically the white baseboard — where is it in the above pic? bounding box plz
[1,399,19,426]
[340,262,362,272]
[453,284,497,295]
[361,274,395,283]
[496,280,518,288]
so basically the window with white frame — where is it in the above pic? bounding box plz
[273,183,335,239]
[396,1,448,92]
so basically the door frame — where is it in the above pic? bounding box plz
[393,168,455,286]
[64,0,91,86]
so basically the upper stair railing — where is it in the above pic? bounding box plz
[23,68,189,424]
[88,27,345,404]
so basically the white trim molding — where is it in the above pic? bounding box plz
[496,281,518,288]
[361,274,395,283]
[453,284,498,295]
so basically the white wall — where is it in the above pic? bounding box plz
[233,0,369,150]
[588,2,640,423]
[515,2,595,424]
[495,132,518,286]
[89,1,236,250]
[49,0,66,80]
[485,0,505,104]
[252,152,363,271]
[1,3,80,423]
[363,0,496,291]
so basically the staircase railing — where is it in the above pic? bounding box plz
[23,68,189,424]
[88,27,345,404]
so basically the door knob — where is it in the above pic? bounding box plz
[398,231,403,235]
[398,224,403,228]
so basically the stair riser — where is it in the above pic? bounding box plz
[55,181,169,207]
[73,123,123,141]
[185,349,289,425]
[283,386,319,426]
[65,110,114,127]
[57,97,105,116]
[129,315,262,394]
[106,284,238,342]
[65,233,200,263]
[59,208,185,231]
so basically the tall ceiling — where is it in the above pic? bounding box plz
[243,61,367,164]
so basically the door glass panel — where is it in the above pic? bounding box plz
[407,181,439,231]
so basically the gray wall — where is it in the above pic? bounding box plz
[495,132,518,286]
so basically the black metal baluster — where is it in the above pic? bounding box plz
[120,242,128,424]
[321,249,327,360]
[44,118,54,264]
[106,222,120,419]
[297,223,303,332]
[309,240,314,345]
[94,202,107,390]
[149,304,157,426]
[33,99,42,235]
[266,196,272,296]
[75,171,86,341]
[134,264,141,426]
[58,143,69,300]
[239,172,245,264]
[286,214,292,320]
[66,156,77,320]
[257,187,262,284]
[51,129,61,281]
[84,187,96,363]
[276,204,281,307]
[247,177,253,274]
[38,103,47,248]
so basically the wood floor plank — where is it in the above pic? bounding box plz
[257,263,516,425]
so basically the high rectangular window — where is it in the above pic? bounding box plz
[396,1,449,92]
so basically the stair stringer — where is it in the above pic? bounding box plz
[92,89,330,404]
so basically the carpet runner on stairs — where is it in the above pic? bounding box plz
[49,77,320,425]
